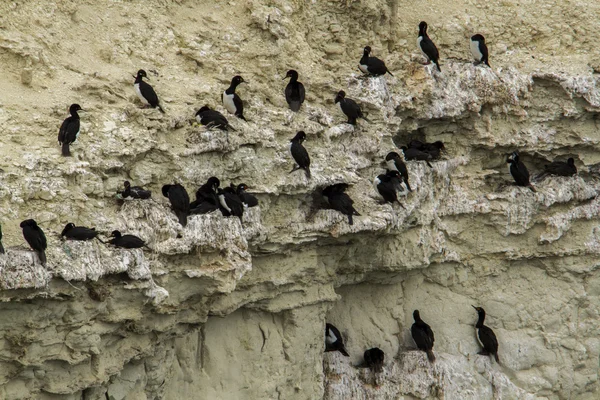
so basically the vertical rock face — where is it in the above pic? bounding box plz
[0,1,599,399]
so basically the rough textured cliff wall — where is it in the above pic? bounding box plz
[0,0,599,399]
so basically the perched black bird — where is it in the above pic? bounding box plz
[364,348,385,373]
[417,21,441,72]
[284,70,305,112]
[538,157,577,180]
[61,223,102,241]
[58,103,83,157]
[289,131,311,179]
[411,310,436,362]
[119,181,151,200]
[507,152,536,192]
[108,230,147,249]
[20,219,47,265]
[0,224,4,254]
[218,187,244,220]
[233,183,258,208]
[470,34,490,67]
[133,69,164,113]
[401,146,433,167]
[190,177,221,213]
[222,75,246,120]
[323,183,361,225]
[374,170,406,207]
[472,306,500,363]
[335,91,370,125]
[162,184,190,226]
[195,106,235,131]
[409,140,445,160]
[385,152,412,192]
[358,46,393,77]
[325,323,349,356]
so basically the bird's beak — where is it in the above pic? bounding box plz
[471,305,477,309]
[132,75,136,79]
[282,75,288,80]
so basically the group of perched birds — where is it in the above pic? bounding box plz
[57,21,491,160]
[12,218,150,267]
[325,306,499,375]
[2,18,578,272]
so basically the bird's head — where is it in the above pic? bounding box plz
[196,105,211,116]
[61,223,76,237]
[69,104,84,114]
[292,131,307,143]
[161,184,172,198]
[20,219,36,228]
[136,69,148,80]
[334,90,346,104]
[385,151,400,162]
[284,70,298,80]
[232,75,245,86]
[472,305,485,314]
[471,34,485,43]
[207,177,221,191]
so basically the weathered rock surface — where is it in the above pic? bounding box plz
[0,0,599,399]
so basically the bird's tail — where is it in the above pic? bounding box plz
[62,142,71,156]
[528,184,537,193]
[289,101,301,112]
[0,242,4,254]
[427,350,436,362]
[236,113,247,121]
[348,214,353,225]
[375,363,383,373]
[157,104,165,113]
[38,250,47,266]
[435,62,441,72]
[405,181,413,192]
[176,210,188,227]
[339,346,350,357]
[304,167,311,179]
[494,353,500,364]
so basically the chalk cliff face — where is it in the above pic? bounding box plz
[0,1,599,399]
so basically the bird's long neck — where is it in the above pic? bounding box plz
[71,110,80,119]
[360,50,369,63]
[226,81,238,94]
[419,26,428,38]
[289,75,298,83]
[476,312,485,328]
[134,75,144,84]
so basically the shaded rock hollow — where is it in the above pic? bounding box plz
[0,0,599,399]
